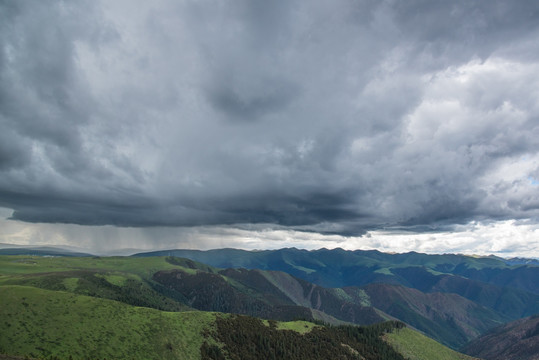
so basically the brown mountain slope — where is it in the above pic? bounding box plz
[462,314,539,360]
[152,267,386,325]
[360,283,509,349]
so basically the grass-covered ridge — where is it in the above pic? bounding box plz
[0,256,198,312]
[384,327,479,360]
[0,255,205,278]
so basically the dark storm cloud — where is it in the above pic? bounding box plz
[388,0,539,66]
[208,79,300,122]
[2,0,539,237]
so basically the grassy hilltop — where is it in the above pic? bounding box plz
[0,285,214,359]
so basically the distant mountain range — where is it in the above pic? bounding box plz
[0,244,94,257]
[133,247,539,293]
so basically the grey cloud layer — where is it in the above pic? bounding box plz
[2,0,539,235]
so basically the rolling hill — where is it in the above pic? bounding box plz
[0,254,522,351]
[0,256,480,360]
[385,327,479,360]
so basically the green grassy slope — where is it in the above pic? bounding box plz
[0,256,230,311]
[0,285,215,360]
[0,285,409,360]
[385,327,479,360]
[0,255,194,279]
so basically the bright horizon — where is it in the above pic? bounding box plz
[1,207,538,258]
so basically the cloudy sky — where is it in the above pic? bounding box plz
[1,0,539,257]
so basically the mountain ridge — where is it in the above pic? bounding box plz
[133,248,539,311]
